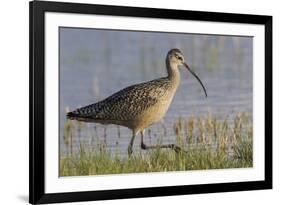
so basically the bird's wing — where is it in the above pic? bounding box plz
[67,79,170,121]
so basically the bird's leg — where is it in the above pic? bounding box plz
[140,130,185,153]
[128,132,136,157]
[140,130,147,149]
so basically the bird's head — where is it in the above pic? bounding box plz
[167,48,185,66]
[167,48,207,98]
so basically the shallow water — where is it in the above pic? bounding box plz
[59,28,253,156]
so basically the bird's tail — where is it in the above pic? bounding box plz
[66,104,97,121]
[66,110,81,120]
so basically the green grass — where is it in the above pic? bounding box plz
[60,112,253,176]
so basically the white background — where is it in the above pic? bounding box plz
[0,0,279,204]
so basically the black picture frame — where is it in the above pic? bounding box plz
[29,0,272,204]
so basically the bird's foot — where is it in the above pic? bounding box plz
[141,142,147,150]
[170,144,182,153]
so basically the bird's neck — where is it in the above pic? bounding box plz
[166,59,181,87]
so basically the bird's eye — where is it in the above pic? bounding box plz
[177,56,183,61]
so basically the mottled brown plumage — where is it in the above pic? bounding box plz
[68,78,171,122]
[67,48,207,155]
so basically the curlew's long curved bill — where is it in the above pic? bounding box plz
[183,62,208,98]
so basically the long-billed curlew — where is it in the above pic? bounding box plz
[67,48,207,156]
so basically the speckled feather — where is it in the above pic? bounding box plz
[67,77,173,121]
